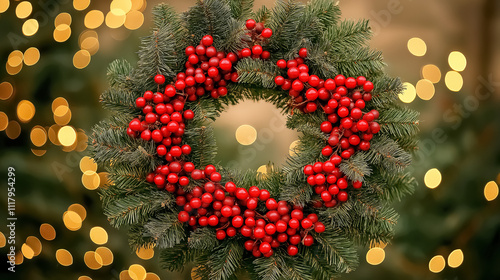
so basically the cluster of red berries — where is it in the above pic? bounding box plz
[127,86,195,160]
[275,48,379,207]
[303,156,362,207]
[175,35,239,101]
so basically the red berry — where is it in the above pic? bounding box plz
[208,215,219,226]
[357,120,369,131]
[219,58,232,71]
[236,188,249,200]
[337,191,348,202]
[356,76,367,86]
[298,48,307,58]
[154,74,165,84]
[178,211,189,222]
[370,122,381,134]
[303,165,314,175]
[201,35,213,46]
[321,191,332,202]
[289,234,301,245]
[276,220,287,232]
[261,28,272,38]
[252,45,263,56]
[265,223,276,235]
[232,216,244,228]
[221,205,232,217]
[244,240,254,251]
[225,181,236,193]
[274,75,285,86]
[301,218,313,229]
[276,59,287,69]
[185,46,195,56]
[261,51,271,59]
[303,235,314,246]
[287,245,298,256]
[334,74,346,86]
[308,75,320,87]
[216,230,226,240]
[188,54,199,65]
[259,189,270,201]
[290,209,303,220]
[291,80,304,91]
[363,81,374,92]
[246,19,256,29]
[345,77,357,89]
[241,48,251,57]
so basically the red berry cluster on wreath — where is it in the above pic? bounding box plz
[125,27,381,257]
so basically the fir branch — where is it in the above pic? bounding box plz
[100,88,140,116]
[236,58,281,88]
[368,76,402,108]
[144,212,187,249]
[300,249,339,280]
[312,228,359,273]
[160,242,201,271]
[225,0,254,20]
[363,136,412,172]
[253,250,287,280]
[188,227,218,251]
[364,169,417,202]
[267,0,305,52]
[339,152,371,183]
[332,47,385,78]
[107,59,133,89]
[128,224,157,251]
[252,5,270,23]
[325,19,372,53]
[207,240,244,280]
[104,190,174,228]
[378,106,420,139]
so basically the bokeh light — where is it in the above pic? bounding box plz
[17,100,36,122]
[257,165,267,174]
[58,126,77,146]
[421,64,441,83]
[0,81,14,100]
[124,10,145,30]
[366,247,385,265]
[56,249,73,266]
[73,50,91,69]
[0,112,8,131]
[68,203,88,221]
[416,79,435,100]
[24,47,40,66]
[136,246,154,260]
[90,226,108,245]
[22,19,39,36]
[120,270,134,280]
[52,97,69,111]
[111,0,133,16]
[445,71,463,92]
[95,246,114,266]
[84,10,105,29]
[82,171,101,190]
[84,251,103,270]
[6,61,23,75]
[407,37,427,56]
[8,50,23,68]
[288,140,300,156]
[429,255,446,273]
[26,236,42,257]
[63,210,83,231]
[399,82,416,103]
[40,223,56,241]
[235,125,257,145]
[145,273,161,280]
[6,120,21,139]
[15,1,32,19]
[484,181,499,201]
[73,0,91,11]
[21,243,34,259]
[0,232,5,248]
[424,168,442,189]
[30,126,47,147]
[129,264,147,280]
[54,24,72,43]
[448,51,467,71]
[106,11,126,29]
[447,249,464,268]
[0,0,9,13]
[80,156,98,173]
[78,276,92,280]
[55,12,72,26]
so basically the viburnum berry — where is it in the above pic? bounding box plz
[298,48,307,58]
[154,74,165,84]
[246,19,256,29]
[261,28,272,38]
[201,35,213,46]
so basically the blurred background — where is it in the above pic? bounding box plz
[0,0,499,279]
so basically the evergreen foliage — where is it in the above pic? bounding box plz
[89,0,418,279]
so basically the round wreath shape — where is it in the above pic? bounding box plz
[90,1,419,279]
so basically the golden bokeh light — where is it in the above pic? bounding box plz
[0,82,14,100]
[111,0,132,16]
[78,277,92,280]
[0,232,5,248]
[0,112,8,131]
[416,79,435,101]
[6,120,21,139]
[0,0,9,13]
[424,168,442,189]
[84,251,103,270]
[55,12,72,27]
[76,131,89,152]
[16,1,32,19]
[131,0,146,11]
[399,82,416,103]
[447,249,464,268]
[48,124,61,145]
[80,156,98,173]
[73,50,91,69]
[52,97,69,112]
[58,126,77,146]
[68,203,87,221]
[30,126,47,147]
[407,37,427,57]
[54,107,72,125]
[56,249,73,266]
[17,100,36,122]
[421,64,441,83]
[145,273,161,280]
[15,251,24,265]
[136,246,154,260]
[31,149,47,156]
[484,181,499,201]
[84,10,105,29]
[366,247,385,265]
[235,124,257,145]
[120,270,134,280]
[124,10,144,30]
[445,71,463,92]
[6,61,23,75]
[40,223,56,241]
[429,255,446,273]
[26,236,42,257]
[54,105,69,118]
[106,11,126,29]
[63,210,83,231]
[288,140,299,156]
[54,24,72,43]
[21,243,35,259]
[82,171,101,190]
[95,247,114,266]
[80,36,100,55]
[8,50,23,68]
[22,19,39,36]
[74,0,91,11]
[448,51,467,72]
[129,264,147,280]
[98,172,110,188]
[24,47,40,66]
[90,226,108,245]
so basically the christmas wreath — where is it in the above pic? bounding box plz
[89,0,419,279]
